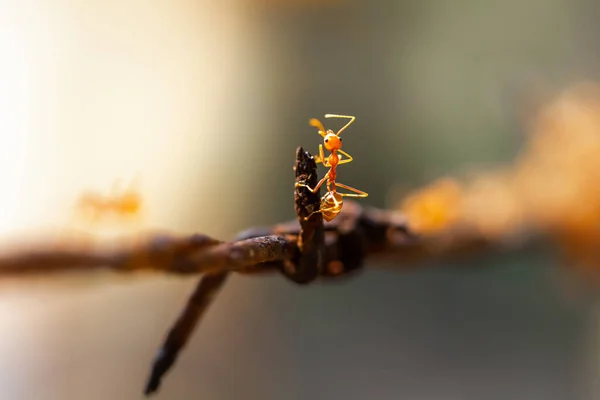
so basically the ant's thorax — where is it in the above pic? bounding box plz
[327,150,340,168]
[325,150,338,192]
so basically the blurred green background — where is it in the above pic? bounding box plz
[1,0,599,399]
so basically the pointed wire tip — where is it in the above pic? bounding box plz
[144,385,157,396]
[143,381,158,396]
[143,347,177,397]
[144,364,168,397]
[143,367,163,397]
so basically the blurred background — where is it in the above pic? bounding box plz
[1,0,600,399]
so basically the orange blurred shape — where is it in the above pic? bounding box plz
[461,171,524,240]
[399,178,463,235]
[519,83,600,267]
[75,178,143,226]
[393,81,600,271]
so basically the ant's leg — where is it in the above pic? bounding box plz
[314,145,328,166]
[303,209,322,220]
[303,204,338,221]
[296,172,329,193]
[334,182,368,198]
[337,149,354,165]
[324,114,355,136]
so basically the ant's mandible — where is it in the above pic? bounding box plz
[296,114,368,222]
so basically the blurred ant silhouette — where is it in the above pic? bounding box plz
[75,177,143,224]
[296,114,368,222]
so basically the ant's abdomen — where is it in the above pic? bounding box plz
[321,191,343,222]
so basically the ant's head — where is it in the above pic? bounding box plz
[309,118,342,151]
[323,131,341,151]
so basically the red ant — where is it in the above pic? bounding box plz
[75,178,143,223]
[296,114,368,222]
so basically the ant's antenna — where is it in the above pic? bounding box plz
[309,118,327,137]
[324,114,355,136]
